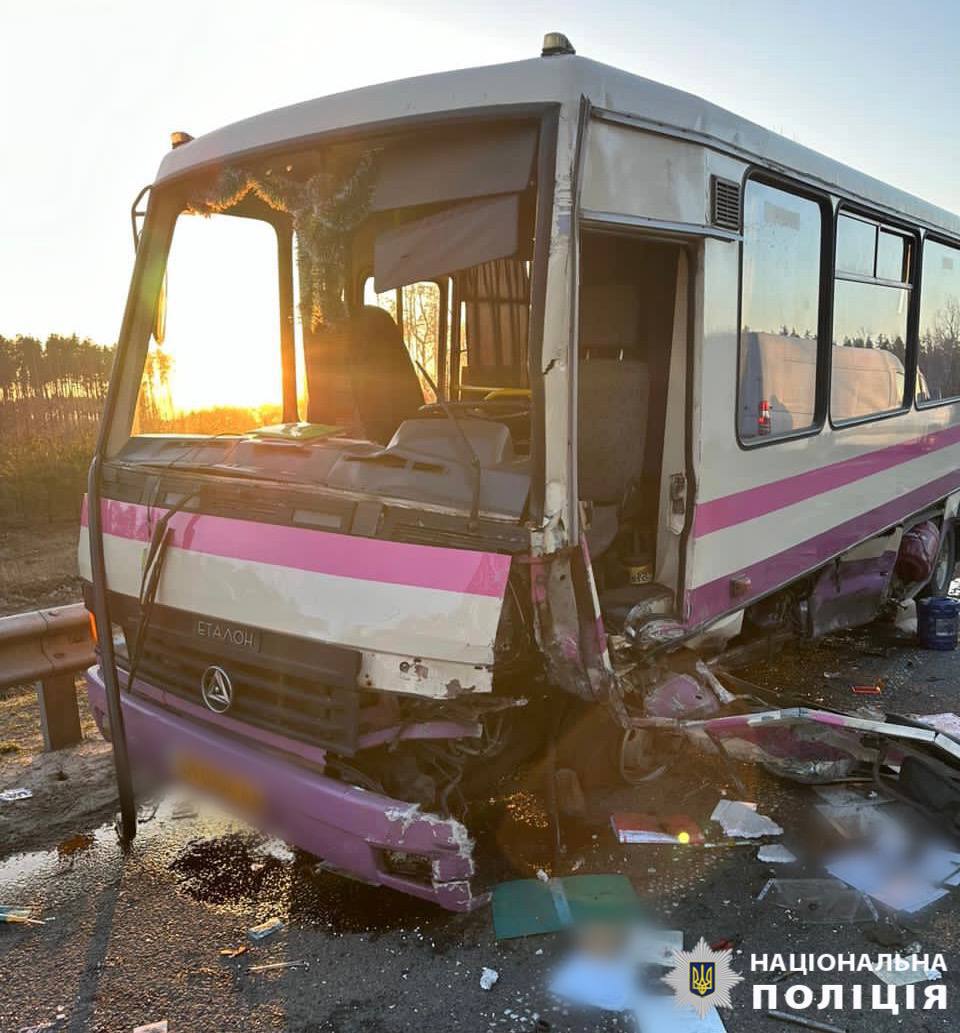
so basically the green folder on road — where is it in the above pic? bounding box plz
[492,874,642,940]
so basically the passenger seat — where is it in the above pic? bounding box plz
[578,284,650,556]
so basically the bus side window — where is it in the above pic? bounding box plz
[831,214,912,423]
[917,239,960,406]
[738,181,823,443]
[363,278,443,402]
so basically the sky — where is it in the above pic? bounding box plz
[2,0,959,346]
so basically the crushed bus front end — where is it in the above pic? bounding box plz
[78,102,606,909]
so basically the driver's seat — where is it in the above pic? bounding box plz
[305,306,424,443]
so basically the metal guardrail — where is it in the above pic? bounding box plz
[0,603,94,750]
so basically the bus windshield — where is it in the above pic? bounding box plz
[128,121,540,450]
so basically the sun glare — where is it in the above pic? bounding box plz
[138,213,282,428]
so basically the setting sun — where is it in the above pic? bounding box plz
[141,213,282,420]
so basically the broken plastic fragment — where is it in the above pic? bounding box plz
[479,966,499,990]
[0,788,33,802]
[247,916,284,940]
[757,878,878,923]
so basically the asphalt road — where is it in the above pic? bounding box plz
[2,612,960,1033]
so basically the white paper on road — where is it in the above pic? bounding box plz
[710,800,782,838]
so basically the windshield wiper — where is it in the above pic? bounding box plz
[415,361,482,531]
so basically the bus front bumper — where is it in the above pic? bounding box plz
[84,666,484,912]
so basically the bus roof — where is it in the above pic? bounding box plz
[156,53,960,238]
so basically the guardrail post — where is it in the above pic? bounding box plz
[36,673,83,751]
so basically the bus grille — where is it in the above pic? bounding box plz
[121,625,360,756]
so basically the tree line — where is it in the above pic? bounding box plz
[0,333,113,406]
[0,333,114,526]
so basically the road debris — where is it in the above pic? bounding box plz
[248,959,309,973]
[218,945,249,958]
[757,878,878,923]
[0,788,33,802]
[812,785,886,809]
[757,844,796,864]
[479,966,499,990]
[247,916,284,940]
[826,848,951,913]
[0,905,43,925]
[132,1022,168,1033]
[765,1009,845,1032]
[492,875,640,940]
[910,712,960,740]
[710,800,783,839]
[815,801,899,840]
[611,813,704,845]
[869,954,942,986]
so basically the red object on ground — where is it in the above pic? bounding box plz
[611,813,705,845]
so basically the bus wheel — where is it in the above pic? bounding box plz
[920,524,956,598]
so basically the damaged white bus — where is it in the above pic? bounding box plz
[81,35,960,909]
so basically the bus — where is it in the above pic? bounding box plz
[80,33,960,909]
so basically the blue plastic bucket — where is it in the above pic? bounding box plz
[917,596,960,651]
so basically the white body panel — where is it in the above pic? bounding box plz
[78,525,503,697]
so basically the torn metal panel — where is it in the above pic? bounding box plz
[631,705,960,784]
[528,541,613,701]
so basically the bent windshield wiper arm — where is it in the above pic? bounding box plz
[415,361,482,531]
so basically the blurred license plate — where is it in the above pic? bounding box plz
[174,753,263,813]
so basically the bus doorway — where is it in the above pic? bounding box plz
[577,230,687,631]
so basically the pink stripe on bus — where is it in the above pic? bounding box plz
[693,422,960,538]
[82,498,511,599]
[688,468,960,626]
